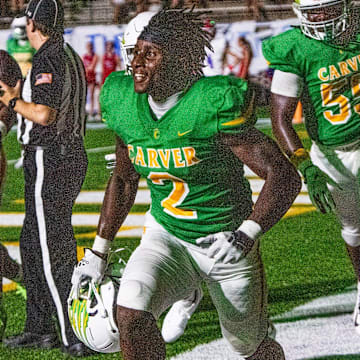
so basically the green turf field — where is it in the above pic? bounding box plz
[0,123,358,359]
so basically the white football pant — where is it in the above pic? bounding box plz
[117,213,273,358]
[310,140,360,247]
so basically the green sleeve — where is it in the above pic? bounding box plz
[99,77,110,123]
[262,29,303,76]
[217,77,256,134]
[100,71,126,127]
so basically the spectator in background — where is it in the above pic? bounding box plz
[237,36,252,79]
[223,41,240,76]
[0,0,10,17]
[83,41,98,120]
[7,16,35,77]
[102,41,121,85]
[112,0,133,24]
[202,19,227,76]
[135,0,150,14]
[246,0,267,21]
[162,0,184,8]
[10,0,24,15]
[223,36,252,79]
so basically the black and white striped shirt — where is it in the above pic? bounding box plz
[17,36,87,146]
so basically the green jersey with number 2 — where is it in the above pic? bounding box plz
[101,73,256,243]
[263,27,360,147]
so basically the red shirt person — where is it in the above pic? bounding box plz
[102,41,120,84]
[82,41,99,118]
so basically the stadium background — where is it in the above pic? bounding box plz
[1,1,360,359]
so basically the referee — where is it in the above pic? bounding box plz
[0,0,89,356]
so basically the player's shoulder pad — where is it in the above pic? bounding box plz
[193,75,248,102]
[103,70,129,87]
[102,71,132,98]
[262,27,308,75]
[262,27,302,59]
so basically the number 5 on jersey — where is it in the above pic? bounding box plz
[321,73,360,124]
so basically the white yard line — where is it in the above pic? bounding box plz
[170,286,359,360]
[0,213,145,227]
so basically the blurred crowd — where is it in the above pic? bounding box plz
[0,0,284,23]
[81,16,272,120]
[0,0,25,17]
[110,0,274,24]
[2,1,273,120]
[111,0,209,24]
[83,40,121,121]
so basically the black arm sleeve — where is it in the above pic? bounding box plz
[31,54,65,111]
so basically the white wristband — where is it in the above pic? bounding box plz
[92,235,111,254]
[237,220,262,240]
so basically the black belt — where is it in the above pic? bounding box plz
[24,141,84,155]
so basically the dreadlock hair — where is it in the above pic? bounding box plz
[138,7,213,90]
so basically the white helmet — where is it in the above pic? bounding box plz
[10,16,27,40]
[293,0,352,42]
[120,11,156,74]
[67,249,127,353]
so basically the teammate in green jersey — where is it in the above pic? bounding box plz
[262,0,360,335]
[72,8,301,359]
[7,17,35,77]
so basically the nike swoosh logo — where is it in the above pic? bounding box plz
[178,130,192,137]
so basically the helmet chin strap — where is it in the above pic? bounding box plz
[87,280,108,318]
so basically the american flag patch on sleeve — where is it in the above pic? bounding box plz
[35,73,53,86]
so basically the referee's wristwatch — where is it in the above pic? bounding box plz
[8,97,19,110]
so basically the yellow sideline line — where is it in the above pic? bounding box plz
[3,246,86,293]
[13,192,309,205]
[3,283,17,292]
[0,212,147,215]
[74,226,142,239]
[284,205,315,217]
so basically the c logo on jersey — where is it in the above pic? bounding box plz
[154,129,160,139]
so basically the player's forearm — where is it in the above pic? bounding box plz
[225,129,302,233]
[97,172,139,241]
[270,93,303,156]
[249,162,301,232]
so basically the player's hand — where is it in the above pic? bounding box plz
[302,164,341,214]
[0,80,21,107]
[71,248,106,298]
[196,230,255,264]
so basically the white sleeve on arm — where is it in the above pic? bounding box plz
[271,70,304,98]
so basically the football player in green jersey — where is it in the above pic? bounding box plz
[72,8,301,359]
[109,10,205,345]
[262,0,360,335]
